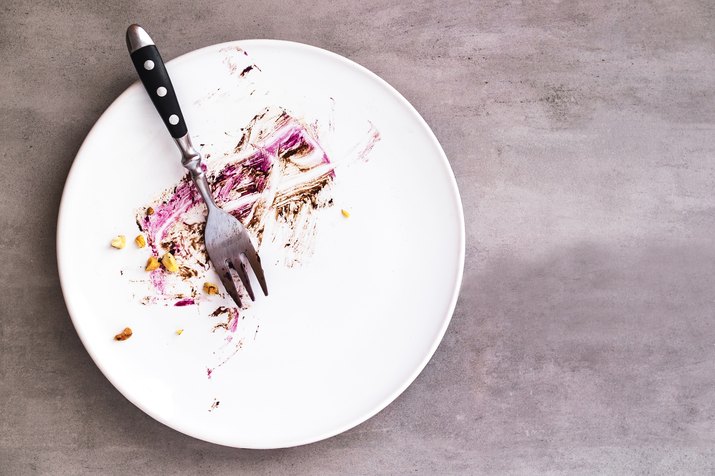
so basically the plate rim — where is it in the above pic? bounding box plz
[56,38,465,448]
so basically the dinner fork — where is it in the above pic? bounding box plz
[126,24,268,306]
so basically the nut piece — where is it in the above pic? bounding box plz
[114,327,133,341]
[203,282,219,295]
[176,329,184,335]
[341,209,350,218]
[145,256,160,271]
[134,234,146,248]
[110,235,126,249]
[146,207,155,215]
[161,252,179,273]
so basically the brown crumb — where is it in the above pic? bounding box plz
[178,266,198,279]
[210,306,230,317]
[203,282,219,295]
[114,327,133,341]
[146,207,155,215]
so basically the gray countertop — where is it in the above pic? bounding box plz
[2,1,715,474]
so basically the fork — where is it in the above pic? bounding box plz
[126,24,268,307]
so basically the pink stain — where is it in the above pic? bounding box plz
[142,180,201,253]
[228,314,239,333]
[207,368,213,379]
[137,111,338,294]
[149,269,165,294]
[174,298,195,307]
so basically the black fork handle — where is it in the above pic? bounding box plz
[126,24,188,138]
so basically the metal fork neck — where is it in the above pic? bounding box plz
[174,133,218,212]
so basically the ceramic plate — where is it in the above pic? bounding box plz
[57,40,464,448]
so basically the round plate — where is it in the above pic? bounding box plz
[57,40,464,448]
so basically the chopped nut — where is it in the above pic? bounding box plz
[146,207,155,215]
[110,235,126,249]
[145,256,160,271]
[341,209,350,218]
[134,234,146,248]
[114,327,132,341]
[203,282,219,295]
[176,329,184,335]
[161,252,179,273]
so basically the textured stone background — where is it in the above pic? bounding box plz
[2,0,715,474]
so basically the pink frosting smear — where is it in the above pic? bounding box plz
[135,108,338,301]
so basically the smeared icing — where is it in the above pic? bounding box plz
[122,46,382,378]
[135,107,336,305]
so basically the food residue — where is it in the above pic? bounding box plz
[203,282,219,295]
[135,234,146,248]
[114,327,133,341]
[110,235,126,249]
[130,99,381,309]
[161,252,179,273]
[134,107,336,297]
[116,47,382,380]
[145,256,160,271]
[210,306,240,333]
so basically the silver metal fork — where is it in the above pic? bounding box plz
[126,24,268,306]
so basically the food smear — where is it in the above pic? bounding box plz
[134,107,338,303]
[122,46,381,377]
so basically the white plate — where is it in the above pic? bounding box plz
[57,40,464,448]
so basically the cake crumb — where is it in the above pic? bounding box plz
[145,256,160,271]
[114,327,133,341]
[110,235,126,249]
[203,282,219,295]
[134,234,146,248]
[162,253,179,273]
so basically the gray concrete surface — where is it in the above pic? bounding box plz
[2,0,715,474]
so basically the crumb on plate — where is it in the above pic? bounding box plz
[203,282,219,295]
[110,235,126,249]
[176,329,184,335]
[114,327,132,341]
[134,234,146,248]
[161,252,179,273]
[341,209,350,218]
[145,256,160,271]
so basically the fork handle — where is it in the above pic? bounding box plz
[126,24,188,139]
